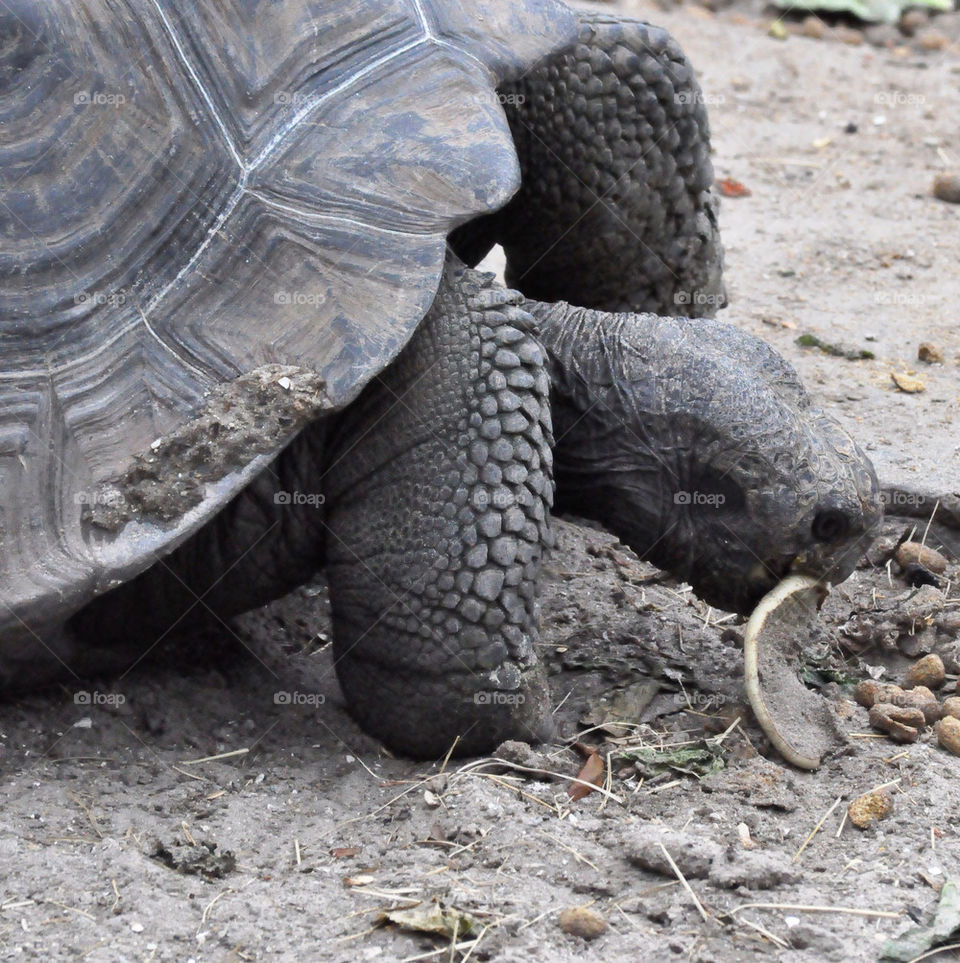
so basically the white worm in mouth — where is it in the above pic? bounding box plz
[743,574,829,771]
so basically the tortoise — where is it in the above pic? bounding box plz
[0,0,882,757]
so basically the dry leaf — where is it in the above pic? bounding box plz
[716,177,752,197]
[569,752,604,800]
[330,846,361,859]
[344,874,375,886]
[381,902,475,938]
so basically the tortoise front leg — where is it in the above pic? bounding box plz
[320,260,554,758]
[451,15,724,317]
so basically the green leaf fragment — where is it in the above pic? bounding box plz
[880,879,960,961]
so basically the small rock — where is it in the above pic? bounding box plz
[709,850,797,889]
[916,28,948,50]
[899,8,928,35]
[899,584,946,621]
[866,534,899,566]
[904,653,946,690]
[892,371,926,394]
[936,716,960,757]
[941,697,960,721]
[801,15,826,39]
[493,740,544,771]
[895,541,948,574]
[899,626,938,658]
[848,789,894,829]
[835,25,864,45]
[933,173,960,204]
[623,826,722,879]
[557,907,608,941]
[932,12,960,39]
[865,23,900,46]
[868,703,925,742]
[854,680,904,708]
[918,343,944,364]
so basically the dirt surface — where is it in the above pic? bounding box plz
[2,2,960,960]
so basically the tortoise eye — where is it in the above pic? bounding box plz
[811,509,850,543]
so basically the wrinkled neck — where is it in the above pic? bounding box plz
[524,299,683,560]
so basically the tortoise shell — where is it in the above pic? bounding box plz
[0,0,577,634]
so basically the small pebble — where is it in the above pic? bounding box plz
[868,703,925,742]
[899,8,929,35]
[848,789,894,829]
[865,23,900,46]
[933,173,960,204]
[892,371,925,394]
[941,697,960,721]
[895,541,948,574]
[801,15,827,39]
[835,25,864,45]
[936,716,960,757]
[918,343,944,364]
[904,653,946,690]
[558,907,608,941]
[916,28,949,50]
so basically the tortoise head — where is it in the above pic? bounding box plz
[538,307,884,615]
[655,400,884,615]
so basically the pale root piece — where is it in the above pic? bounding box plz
[743,575,842,770]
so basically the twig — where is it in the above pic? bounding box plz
[724,902,900,920]
[907,942,960,963]
[180,748,249,765]
[658,843,711,923]
[737,916,789,949]
[794,796,842,861]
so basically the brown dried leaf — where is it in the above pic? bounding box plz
[569,752,604,801]
[330,846,361,859]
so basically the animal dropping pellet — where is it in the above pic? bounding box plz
[868,703,925,742]
[936,716,960,757]
[904,653,946,690]
[941,697,960,721]
[853,680,904,708]
[894,541,948,574]
[558,907,608,941]
[848,789,894,829]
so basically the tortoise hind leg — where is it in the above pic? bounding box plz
[60,435,330,677]
[450,16,725,317]
[321,258,554,758]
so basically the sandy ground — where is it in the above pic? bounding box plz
[2,2,959,961]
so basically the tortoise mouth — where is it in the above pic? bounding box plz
[690,555,796,616]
